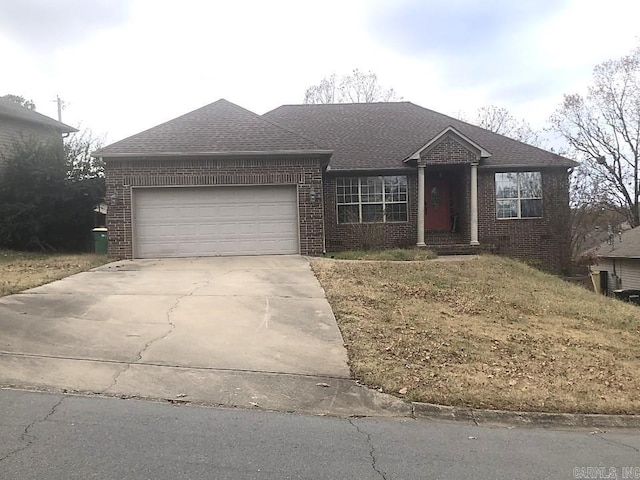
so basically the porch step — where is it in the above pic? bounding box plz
[429,244,496,256]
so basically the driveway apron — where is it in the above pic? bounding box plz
[0,256,409,416]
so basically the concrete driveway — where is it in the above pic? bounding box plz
[0,256,407,416]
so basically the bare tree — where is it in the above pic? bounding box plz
[64,129,105,181]
[460,105,543,146]
[304,69,400,104]
[550,45,640,228]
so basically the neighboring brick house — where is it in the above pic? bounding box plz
[95,99,576,272]
[0,97,77,172]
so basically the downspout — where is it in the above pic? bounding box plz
[321,163,328,254]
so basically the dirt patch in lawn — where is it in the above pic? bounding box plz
[312,255,640,414]
[0,250,110,297]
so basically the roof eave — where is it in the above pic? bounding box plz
[326,165,414,173]
[478,163,576,169]
[93,149,334,159]
[0,112,78,134]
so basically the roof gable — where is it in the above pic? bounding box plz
[0,98,77,133]
[96,99,329,157]
[406,125,491,162]
[264,102,576,171]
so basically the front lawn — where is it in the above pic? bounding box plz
[0,250,110,297]
[312,255,640,414]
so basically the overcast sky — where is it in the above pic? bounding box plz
[1,0,639,144]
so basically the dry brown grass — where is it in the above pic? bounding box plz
[0,250,110,297]
[312,255,640,414]
[328,248,437,261]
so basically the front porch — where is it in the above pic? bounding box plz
[407,126,486,250]
[417,164,480,250]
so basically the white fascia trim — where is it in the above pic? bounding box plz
[404,125,492,162]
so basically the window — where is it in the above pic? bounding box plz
[337,176,408,223]
[495,172,542,219]
[430,187,440,209]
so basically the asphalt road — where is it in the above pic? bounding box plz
[1,389,639,480]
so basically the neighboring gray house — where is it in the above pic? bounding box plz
[0,97,77,172]
[590,226,640,294]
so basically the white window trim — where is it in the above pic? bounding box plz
[496,172,543,220]
[336,176,408,224]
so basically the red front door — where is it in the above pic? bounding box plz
[425,179,451,230]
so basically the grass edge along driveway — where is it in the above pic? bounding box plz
[1,250,110,297]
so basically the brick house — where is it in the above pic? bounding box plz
[95,99,576,272]
[0,97,77,172]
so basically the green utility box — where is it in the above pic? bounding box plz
[92,227,108,254]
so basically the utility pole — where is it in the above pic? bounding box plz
[53,94,65,122]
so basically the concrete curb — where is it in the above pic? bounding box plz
[411,401,640,428]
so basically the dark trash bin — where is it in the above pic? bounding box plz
[92,227,108,254]
[613,289,640,305]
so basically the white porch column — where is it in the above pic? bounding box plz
[417,164,426,247]
[470,162,480,246]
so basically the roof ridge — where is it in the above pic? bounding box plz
[221,99,325,150]
[273,101,413,108]
[94,99,234,153]
[95,98,329,157]
[259,112,325,150]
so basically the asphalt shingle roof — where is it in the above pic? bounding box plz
[96,99,327,157]
[263,102,576,170]
[0,98,77,133]
[595,226,640,259]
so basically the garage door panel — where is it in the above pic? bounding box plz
[134,186,299,258]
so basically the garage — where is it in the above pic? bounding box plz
[133,185,299,258]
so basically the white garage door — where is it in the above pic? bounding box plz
[133,186,299,258]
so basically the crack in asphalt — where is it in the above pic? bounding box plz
[348,419,387,480]
[591,432,640,453]
[103,275,214,393]
[0,396,64,464]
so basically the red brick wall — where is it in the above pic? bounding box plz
[105,155,325,258]
[478,168,571,273]
[323,166,572,273]
[323,172,417,250]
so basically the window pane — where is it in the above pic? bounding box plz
[495,173,518,199]
[362,204,383,223]
[337,176,408,224]
[386,203,407,222]
[361,177,383,203]
[384,176,407,202]
[519,172,542,198]
[521,199,542,218]
[497,199,517,219]
[337,177,359,204]
[338,205,359,223]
